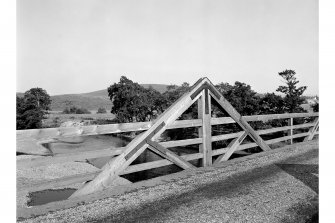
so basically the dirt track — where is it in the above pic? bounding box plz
[19,140,318,223]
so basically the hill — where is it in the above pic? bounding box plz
[140,84,168,93]
[17,84,169,111]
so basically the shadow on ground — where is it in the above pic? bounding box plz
[276,164,318,194]
[85,148,318,223]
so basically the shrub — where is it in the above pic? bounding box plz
[62,106,91,114]
[75,107,91,114]
[97,107,107,114]
[91,119,118,125]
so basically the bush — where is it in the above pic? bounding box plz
[91,119,118,125]
[62,106,91,114]
[75,107,91,114]
[97,107,107,114]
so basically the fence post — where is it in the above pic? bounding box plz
[288,117,293,145]
[198,89,212,167]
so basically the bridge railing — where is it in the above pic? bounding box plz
[17,112,318,194]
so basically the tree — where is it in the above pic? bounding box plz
[276,70,307,113]
[23,88,51,110]
[259,93,285,114]
[163,82,190,105]
[97,107,107,114]
[108,76,166,122]
[16,88,51,129]
[215,81,261,116]
[312,102,319,112]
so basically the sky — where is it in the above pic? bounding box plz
[17,0,318,96]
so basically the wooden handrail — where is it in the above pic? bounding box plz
[17,131,318,194]
[17,120,317,168]
[17,112,319,195]
[17,112,318,142]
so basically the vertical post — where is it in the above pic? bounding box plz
[198,89,212,167]
[288,117,293,145]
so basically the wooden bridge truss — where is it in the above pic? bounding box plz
[70,77,273,197]
[16,78,319,217]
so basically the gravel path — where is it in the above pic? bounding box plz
[18,140,318,223]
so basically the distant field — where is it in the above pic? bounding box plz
[43,111,116,128]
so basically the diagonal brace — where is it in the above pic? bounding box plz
[209,92,271,152]
[214,131,248,164]
[304,118,319,141]
[146,140,195,169]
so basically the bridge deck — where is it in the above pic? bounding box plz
[18,140,318,223]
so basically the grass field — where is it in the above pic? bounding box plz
[43,111,116,128]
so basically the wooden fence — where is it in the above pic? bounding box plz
[17,112,318,195]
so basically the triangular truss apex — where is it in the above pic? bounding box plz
[70,77,271,198]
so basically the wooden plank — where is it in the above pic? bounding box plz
[256,123,315,135]
[147,140,195,169]
[16,119,203,146]
[211,123,314,143]
[160,138,202,148]
[17,147,125,168]
[288,118,293,145]
[214,132,247,164]
[69,78,206,198]
[304,118,319,141]
[16,113,317,144]
[212,132,310,156]
[17,123,314,169]
[198,90,212,167]
[16,138,202,168]
[123,153,202,174]
[211,113,319,125]
[168,119,202,129]
[209,91,271,152]
[212,132,242,142]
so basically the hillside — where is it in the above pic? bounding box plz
[140,84,168,93]
[17,84,169,111]
[50,94,113,111]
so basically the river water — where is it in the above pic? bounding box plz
[28,134,200,206]
[29,134,256,205]
[48,134,200,174]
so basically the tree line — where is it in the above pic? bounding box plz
[17,69,317,130]
[108,70,311,123]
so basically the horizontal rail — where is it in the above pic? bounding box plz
[17,138,203,168]
[17,113,318,143]
[16,111,318,196]
[212,132,310,156]
[17,122,315,168]
[211,113,318,125]
[17,147,126,168]
[16,119,203,143]
[18,132,313,193]
[123,153,203,174]
[211,123,314,142]
[18,153,203,193]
